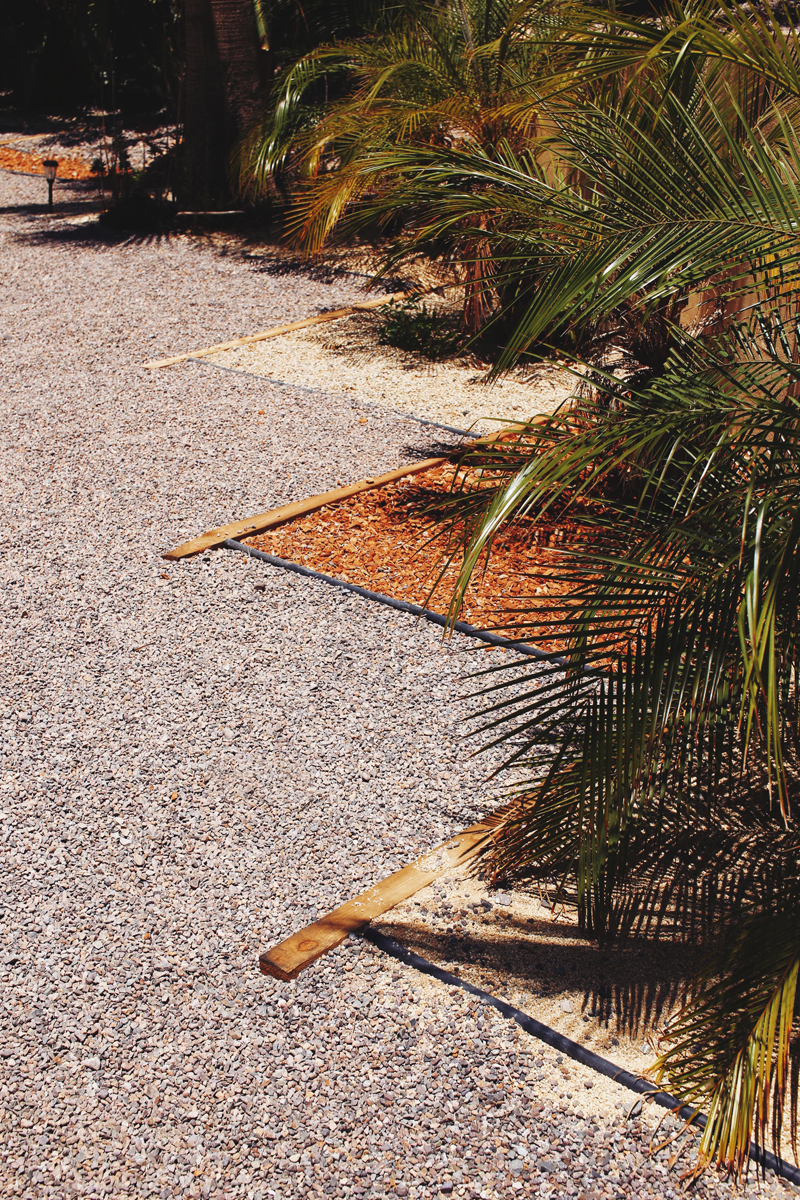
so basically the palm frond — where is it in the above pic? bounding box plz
[432,313,800,1171]
[656,909,800,1176]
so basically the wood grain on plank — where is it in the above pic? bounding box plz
[163,456,448,560]
[259,808,510,981]
[143,290,409,369]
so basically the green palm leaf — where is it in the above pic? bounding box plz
[656,909,800,1176]
[429,315,800,1169]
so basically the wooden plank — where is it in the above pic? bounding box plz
[161,422,550,561]
[259,807,510,981]
[162,456,449,559]
[143,290,410,369]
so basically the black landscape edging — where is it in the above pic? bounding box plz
[187,356,474,440]
[363,927,800,1187]
[224,538,561,663]
[225,532,796,1183]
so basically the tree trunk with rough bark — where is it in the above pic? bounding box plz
[182,0,266,206]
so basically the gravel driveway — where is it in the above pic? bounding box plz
[0,171,789,1200]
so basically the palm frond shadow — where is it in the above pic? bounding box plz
[587,819,800,941]
[379,908,702,1042]
[400,440,466,461]
[252,253,408,292]
[8,220,172,250]
[0,201,96,217]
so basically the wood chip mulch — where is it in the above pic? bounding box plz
[245,464,582,649]
[0,147,94,180]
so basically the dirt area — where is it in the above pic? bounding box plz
[209,305,574,434]
[244,461,578,647]
[0,143,94,179]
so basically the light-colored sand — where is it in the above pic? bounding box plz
[377,870,689,1130]
[209,308,574,435]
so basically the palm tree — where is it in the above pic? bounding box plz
[183,0,267,204]
[442,309,800,1176]
[182,0,384,205]
[413,4,800,1176]
[235,0,571,330]
[241,0,800,355]
[240,0,800,1172]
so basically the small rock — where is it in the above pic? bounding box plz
[440,1185,453,1195]
[495,893,512,906]
[84,1056,101,1070]
[559,999,574,1014]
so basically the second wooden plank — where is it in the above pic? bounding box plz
[163,456,448,559]
[259,806,510,981]
[144,290,410,369]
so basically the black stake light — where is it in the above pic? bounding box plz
[42,159,58,211]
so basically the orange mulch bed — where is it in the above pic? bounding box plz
[244,464,584,647]
[0,146,94,180]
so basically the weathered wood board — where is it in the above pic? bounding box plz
[162,423,536,562]
[163,456,448,560]
[144,290,409,369]
[259,808,509,981]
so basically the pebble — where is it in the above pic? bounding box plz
[0,158,792,1200]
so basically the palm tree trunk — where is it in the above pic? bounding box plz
[182,0,266,206]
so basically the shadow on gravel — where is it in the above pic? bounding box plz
[0,200,100,218]
[7,220,172,249]
[400,440,465,460]
[250,252,408,292]
[382,913,706,1041]
[9,210,262,251]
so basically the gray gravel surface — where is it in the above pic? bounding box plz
[0,169,791,1200]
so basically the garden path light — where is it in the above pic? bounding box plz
[42,159,58,210]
